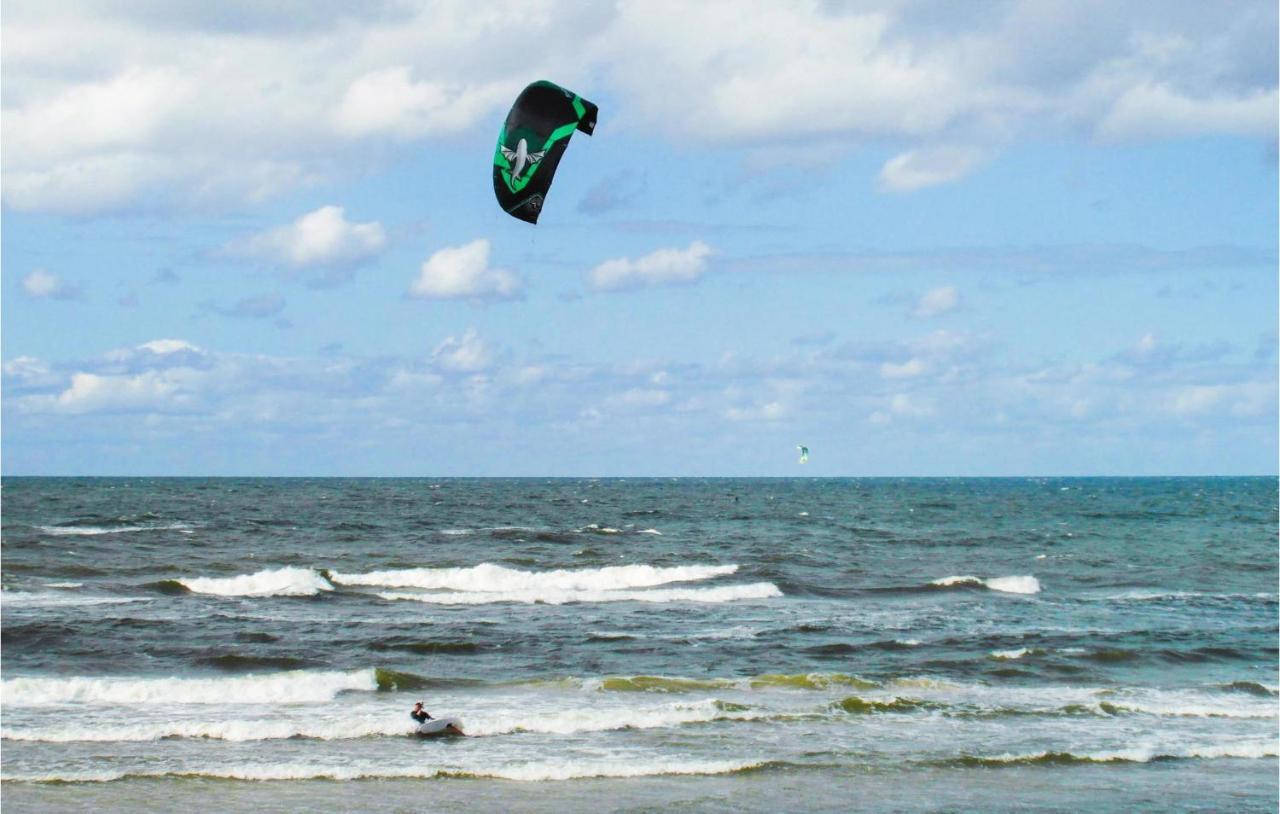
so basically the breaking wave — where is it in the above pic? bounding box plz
[941,740,1278,767]
[36,522,194,537]
[377,582,781,605]
[178,567,335,597]
[587,673,878,693]
[4,759,773,784]
[331,562,738,592]
[0,591,148,608]
[930,575,1042,595]
[2,668,377,707]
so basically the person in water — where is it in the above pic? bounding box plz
[411,701,432,724]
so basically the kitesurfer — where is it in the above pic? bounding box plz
[411,701,432,724]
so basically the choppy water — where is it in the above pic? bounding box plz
[2,477,1276,812]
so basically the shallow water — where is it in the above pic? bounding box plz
[2,477,1277,811]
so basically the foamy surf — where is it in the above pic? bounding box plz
[949,740,1279,767]
[931,575,1041,594]
[178,567,334,597]
[0,591,148,608]
[36,522,195,536]
[0,700,756,743]
[376,582,781,605]
[331,562,738,592]
[3,758,769,784]
[990,648,1035,660]
[2,668,377,707]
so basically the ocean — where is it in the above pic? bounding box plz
[2,477,1276,812]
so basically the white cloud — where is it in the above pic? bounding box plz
[1096,81,1277,141]
[432,328,492,373]
[1169,385,1226,415]
[50,370,195,415]
[912,285,960,318]
[881,359,927,379]
[22,269,83,300]
[231,206,386,272]
[2,2,1273,212]
[587,241,713,292]
[139,339,201,355]
[410,239,522,301]
[725,401,787,421]
[334,67,516,139]
[3,356,58,388]
[879,147,986,192]
[870,393,935,424]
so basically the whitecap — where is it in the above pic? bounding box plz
[931,575,1041,594]
[1,668,377,707]
[36,522,194,537]
[178,567,334,597]
[377,582,782,606]
[2,758,765,784]
[0,591,147,608]
[990,648,1032,660]
[332,562,738,593]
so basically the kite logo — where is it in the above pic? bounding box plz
[500,138,545,186]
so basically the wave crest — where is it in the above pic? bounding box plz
[331,562,738,592]
[178,567,334,597]
[930,575,1041,594]
[377,582,780,606]
[2,668,376,707]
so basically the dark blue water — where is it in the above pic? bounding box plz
[2,477,1277,812]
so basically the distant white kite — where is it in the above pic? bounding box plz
[797,445,809,464]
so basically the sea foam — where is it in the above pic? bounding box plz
[376,582,781,605]
[332,562,736,592]
[179,567,334,597]
[0,591,147,608]
[931,575,1041,594]
[1,668,376,707]
[36,522,194,536]
[3,758,768,784]
[0,699,752,743]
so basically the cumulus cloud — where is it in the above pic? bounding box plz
[4,317,1275,473]
[49,370,197,414]
[333,67,515,139]
[409,239,522,301]
[879,146,986,192]
[22,269,83,300]
[869,393,935,425]
[587,241,713,292]
[725,401,787,421]
[432,328,492,372]
[881,358,927,379]
[3,356,59,389]
[1,2,1274,212]
[229,206,386,280]
[912,286,960,318]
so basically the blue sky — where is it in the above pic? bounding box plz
[3,0,1277,476]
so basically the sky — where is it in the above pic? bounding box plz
[3,0,1277,476]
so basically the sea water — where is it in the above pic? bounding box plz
[2,477,1276,812]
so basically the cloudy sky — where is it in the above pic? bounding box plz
[3,0,1276,476]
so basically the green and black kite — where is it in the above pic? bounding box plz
[493,81,598,224]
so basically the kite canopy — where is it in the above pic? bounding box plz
[797,446,809,464]
[493,80,597,224]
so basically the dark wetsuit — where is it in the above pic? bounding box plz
[411,709,432,724]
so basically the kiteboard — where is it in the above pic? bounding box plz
[414,716,466,736]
